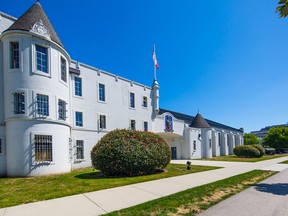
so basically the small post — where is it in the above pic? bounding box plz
[186,161,191,170]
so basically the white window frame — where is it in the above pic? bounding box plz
[8,37,23,72]
[58,98,67,121]
[74,76,83,97]
[130,119,136,130]
[12,89,28,116]
[129,92,135,109]
[36,93,49,117]
[32,40,51,77]
[98,114,106,130]
[32,133,53,163]
[10,41,20,69]
[60,56,67,84]
[75,111,83,127]
[75,140,84,161]
[98,83,106,103]
[142,96,148,108]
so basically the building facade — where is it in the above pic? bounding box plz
[0,2,243,177]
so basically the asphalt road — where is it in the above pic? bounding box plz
[198,168,288,216]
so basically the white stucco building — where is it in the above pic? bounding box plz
[0,2,243,177]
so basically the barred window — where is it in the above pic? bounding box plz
[142,96,147,108]
[58,99,67,120]
[35,135,52,162]
[61,57,67,82]
[37,94,49,116]
[99,115,106,129]
[13,92,25,114]
[76,140,84,160]
[36,45,48,73]
[75,77,82,96]
[130,119,136,130]
[99,83,105,102]
[130,92,135,108]
[10,42,20,69]
[75,111,83,127]
[144,121,148,132]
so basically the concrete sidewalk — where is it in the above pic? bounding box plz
[1,157,288,216]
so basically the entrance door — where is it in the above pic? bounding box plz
[171,147,177,159]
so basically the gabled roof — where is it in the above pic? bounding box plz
[5,2,63,47]
[159,108,243,133]
[189,113,210,128]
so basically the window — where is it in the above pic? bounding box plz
[142,96,147,108]
[10,42,20,69]
[209,139,212,148]
[0,139,2,154]
[34,135,52,162]
[36,45,48,73]
[99,83,105,102]
[74,77,82,96]
[218,133,221,146]
[144,121,148,132]
[130,119,136,130]
[61,57,67,82]
[37,94,49,116]
[58,99,67,120]
[75,111,83,127]
[76,140,84,160]
[99,115,106,129]
[193,140,196,151]
[130,92,135,108]
[13,92,25,114]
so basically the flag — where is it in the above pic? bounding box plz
[152,47,160,69]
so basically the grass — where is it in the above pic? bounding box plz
[0,164,219,208]
[198,154,288,162]
[106,170,276,216]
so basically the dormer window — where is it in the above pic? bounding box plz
[36,45,48,73]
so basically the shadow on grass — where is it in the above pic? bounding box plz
[254,183,288,196]
[74,169,165,180]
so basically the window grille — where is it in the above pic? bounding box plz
[99,115,106,129]
[10,42,20,69]
[99,83,105,102]
[36,45,48,73]
[75,77,82,96]
[130,119,136,130]
[61,57,67,82]
[37,94,49,116]
[34,135,52,162]
[76,140,84,160]
[13,92,25,114]
[58,99,67,120]
[130,92,135,108]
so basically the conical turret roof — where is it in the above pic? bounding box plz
[6,2,64,47]
[189,113,210,128]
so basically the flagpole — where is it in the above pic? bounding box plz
[153,44,157,81]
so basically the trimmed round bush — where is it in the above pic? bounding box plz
[233,145,260,158]
[252,144,265,157]
[91,129,171,177]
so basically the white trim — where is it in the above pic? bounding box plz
[11,88,28,117]
[74,110,84,128]
[129,91,136,109]
[97,82,106,103]
[97,113,107,131]
[7,37,23,73]
[59,54,68,86]
[31,132,54,165]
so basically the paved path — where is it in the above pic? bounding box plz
[1,157,288,216]
[198,167,288,216]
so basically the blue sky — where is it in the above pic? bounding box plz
[1,0,288,133]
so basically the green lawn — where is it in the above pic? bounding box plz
[106,170,276,216]
[0,164,219,208]
[280,160,288,164]
[198,154,288,162]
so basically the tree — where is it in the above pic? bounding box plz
[276,0,288,18]
[244,133,260,145]
[263,127,288,149]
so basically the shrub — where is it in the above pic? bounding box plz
[233,145,260,158]
[91,129,171,177]
[252,144,265,157]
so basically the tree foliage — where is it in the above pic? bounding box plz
[276,0,288,18]
[244,133,259,145]
[91,129,171,177]
[263,127,288,149]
